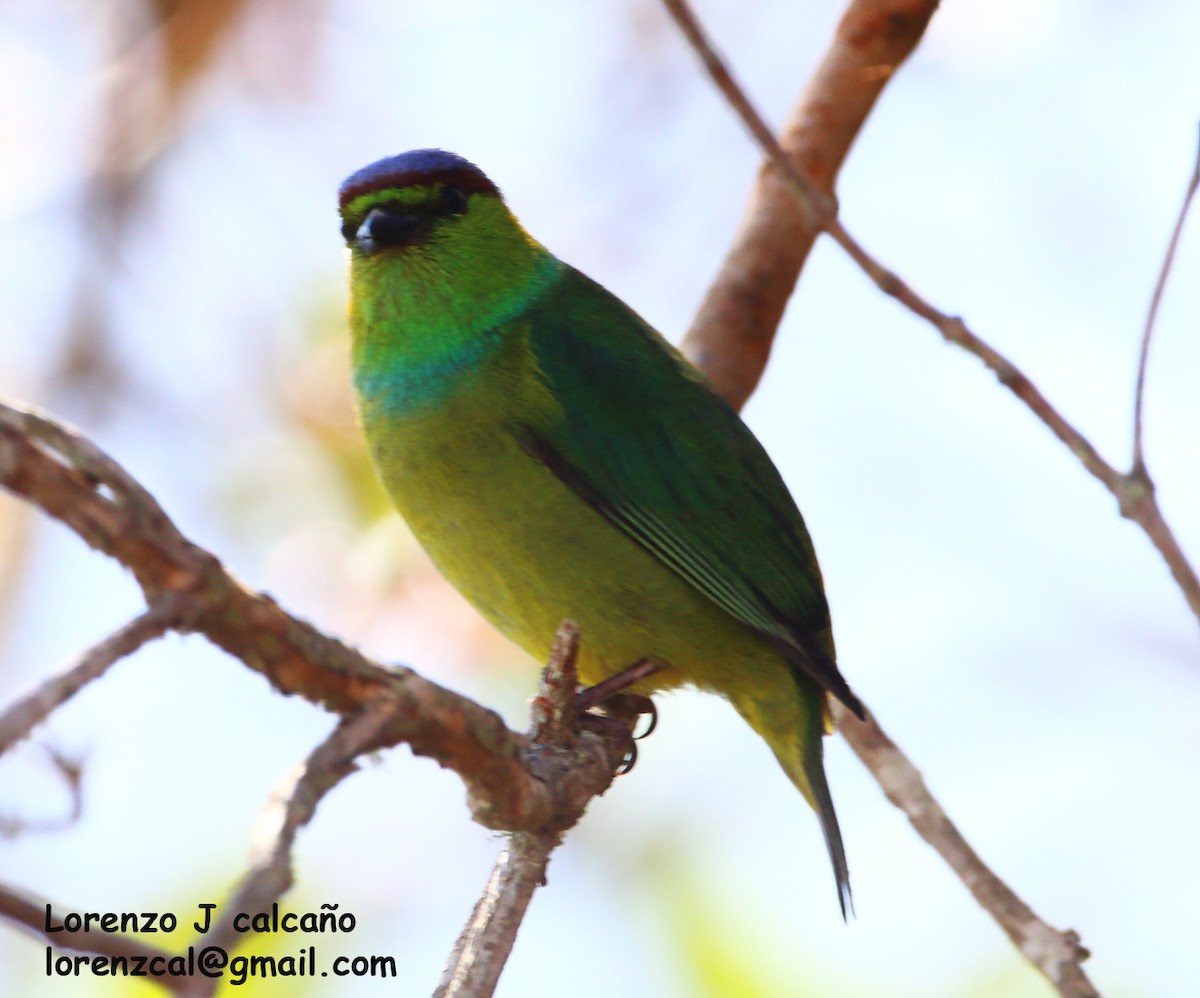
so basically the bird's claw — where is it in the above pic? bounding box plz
[573,661,663,775]
[574,709,640,774]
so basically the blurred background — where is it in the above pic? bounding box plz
[1,1,1197,995]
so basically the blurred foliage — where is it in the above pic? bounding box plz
[0,498,35,655]
[644,842,858,997]
[659,879,1061,998]
[139,0,254,100]
[0,0,338,649]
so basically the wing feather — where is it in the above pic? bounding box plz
[519,267,863,718]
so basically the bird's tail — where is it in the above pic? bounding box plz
[729,678,852,919]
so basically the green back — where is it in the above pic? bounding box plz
[519,267,861,717]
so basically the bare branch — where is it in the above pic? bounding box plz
[662,1,1200,626]
[1132,125,1200,472]
[0,597,185,755]
[437,623,633,998]
[527,620,583,749]
[192,702,401,972]
[0,402,649,995]
[836,706,1099,998]
[434,834,557,998]
[0,746,85,838]
[439,633,573,998]
[665,0,939,407]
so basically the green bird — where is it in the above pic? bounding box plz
[339,149,864,915]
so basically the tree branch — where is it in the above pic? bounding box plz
[0,398,651,996]
[0,398,627,836]
[0,597,185,755]
[836,707,1097,997]
[437,622,643,997]
[667,0,940,408]
[0,745,85,838]
[434,834,557,998]
[438,625,574,997]
[664,1,1107,995]
[663,0,1200,629]
[186,701,409,987]
[0,883,201,997]
[2,6,1184,994]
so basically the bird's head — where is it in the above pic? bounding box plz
[338,149,499,259]
[339,150,557,344]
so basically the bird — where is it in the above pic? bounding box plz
[339,148,864,916]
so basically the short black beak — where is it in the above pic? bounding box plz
[355,208,423,256]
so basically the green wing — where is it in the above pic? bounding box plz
[519,267,862,718]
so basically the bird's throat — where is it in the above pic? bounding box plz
[350,250,563,417]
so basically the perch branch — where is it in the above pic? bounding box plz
[436,623,614,998]
[0,399,624,835]
[0,403,644,996]
[434,835,557,998]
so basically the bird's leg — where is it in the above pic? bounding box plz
[574,658,664,712]
[574,660,665,773]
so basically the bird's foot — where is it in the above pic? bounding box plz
[574,660,664,774]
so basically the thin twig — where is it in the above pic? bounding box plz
[835,706,1098,997]
[0,596,186,755]
[0,746,84,838]
[528,620,583,748]
[1132,124,1200,473]
[667,3,1200,633]
[0,883,202,997]
[192,702,399,973]
[662,0,833,224]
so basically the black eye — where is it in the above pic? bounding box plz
[362,209,424,249]
[441,185,468,215]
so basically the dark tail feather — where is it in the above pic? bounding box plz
[805,744,853,919]
[728,671,853,918]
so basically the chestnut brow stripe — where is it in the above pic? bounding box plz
[338,168,497,208]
